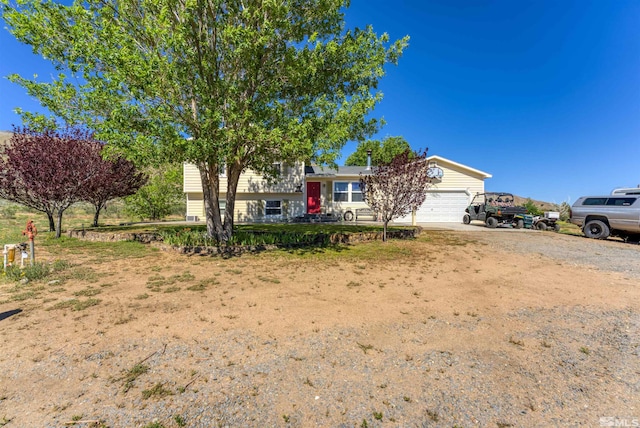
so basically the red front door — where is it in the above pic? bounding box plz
[307,182,321,214]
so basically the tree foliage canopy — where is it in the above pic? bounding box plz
[345,136,411,166]
[360,149,431,241]
[2,0,408,241]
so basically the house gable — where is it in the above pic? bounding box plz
[427,155,492,180]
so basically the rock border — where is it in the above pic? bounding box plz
[68,227,422,256]
[67,229,161,243]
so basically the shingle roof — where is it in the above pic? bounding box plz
[305,165,372,177]
[305,155,491,179]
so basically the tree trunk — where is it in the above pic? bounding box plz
[198,162,224,240]
[46,212,56,232]
[55,209,64,238]
[92,202,103,227]
[223,161,243,241]
[383,219,388,242]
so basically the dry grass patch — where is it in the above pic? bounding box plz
[48,298,101,311]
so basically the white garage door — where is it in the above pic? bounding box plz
[399,191,470,223]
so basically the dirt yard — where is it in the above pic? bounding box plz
[0,229,638,427]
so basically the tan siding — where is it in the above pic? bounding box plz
[186,192,304,222]
[231,199,250,222]
[433,163,485,195]
[184,162,305,194]
[232,193,304,222]
[185,193,204,219]
[183,163,203,192]
[235,162,305,193]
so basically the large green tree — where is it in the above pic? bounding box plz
[2,0,408,241]
[345,136,411,166]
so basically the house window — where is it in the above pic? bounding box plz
[334,182,349,202]
[334,182,363,202]
[265,200,282,216]
[351,182,363,202]
[219,200,226,216]
[219,164,226,177]
[272,162,282,176]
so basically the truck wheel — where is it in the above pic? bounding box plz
[514,219,524,229]
[536,222,548,231]
[553,223,561,232]
[584,220,610,239]
[343,210,354,222]
[463,214,471,224]
[486,217,498,228]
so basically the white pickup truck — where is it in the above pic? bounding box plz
[570,195,640,242]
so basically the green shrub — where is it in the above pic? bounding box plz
[159,229,215,247]
[159,227,331,247]
[1,260,69,282]
[23,262,51,281]
[3,264,23,281]
[125,165,184,221]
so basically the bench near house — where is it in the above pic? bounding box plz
[183,155,492,224]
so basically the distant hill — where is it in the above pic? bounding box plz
[513,195,559,211]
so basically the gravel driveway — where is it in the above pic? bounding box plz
[478,229,640,279]
[420,222,640,279]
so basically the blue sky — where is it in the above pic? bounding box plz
[1,0,639,204]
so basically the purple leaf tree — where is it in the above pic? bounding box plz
[81,152,146,227]
[0,126,145,237]
[360,149,432,241]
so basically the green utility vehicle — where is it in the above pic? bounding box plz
[463,192,531,228]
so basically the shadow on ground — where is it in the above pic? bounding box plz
[0,308,22,322]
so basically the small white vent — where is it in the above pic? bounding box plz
[186,215,199,222]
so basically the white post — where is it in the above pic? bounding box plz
[29,240,35,266]
[412,209,416,226]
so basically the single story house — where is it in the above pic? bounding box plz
[183,155,491,223]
